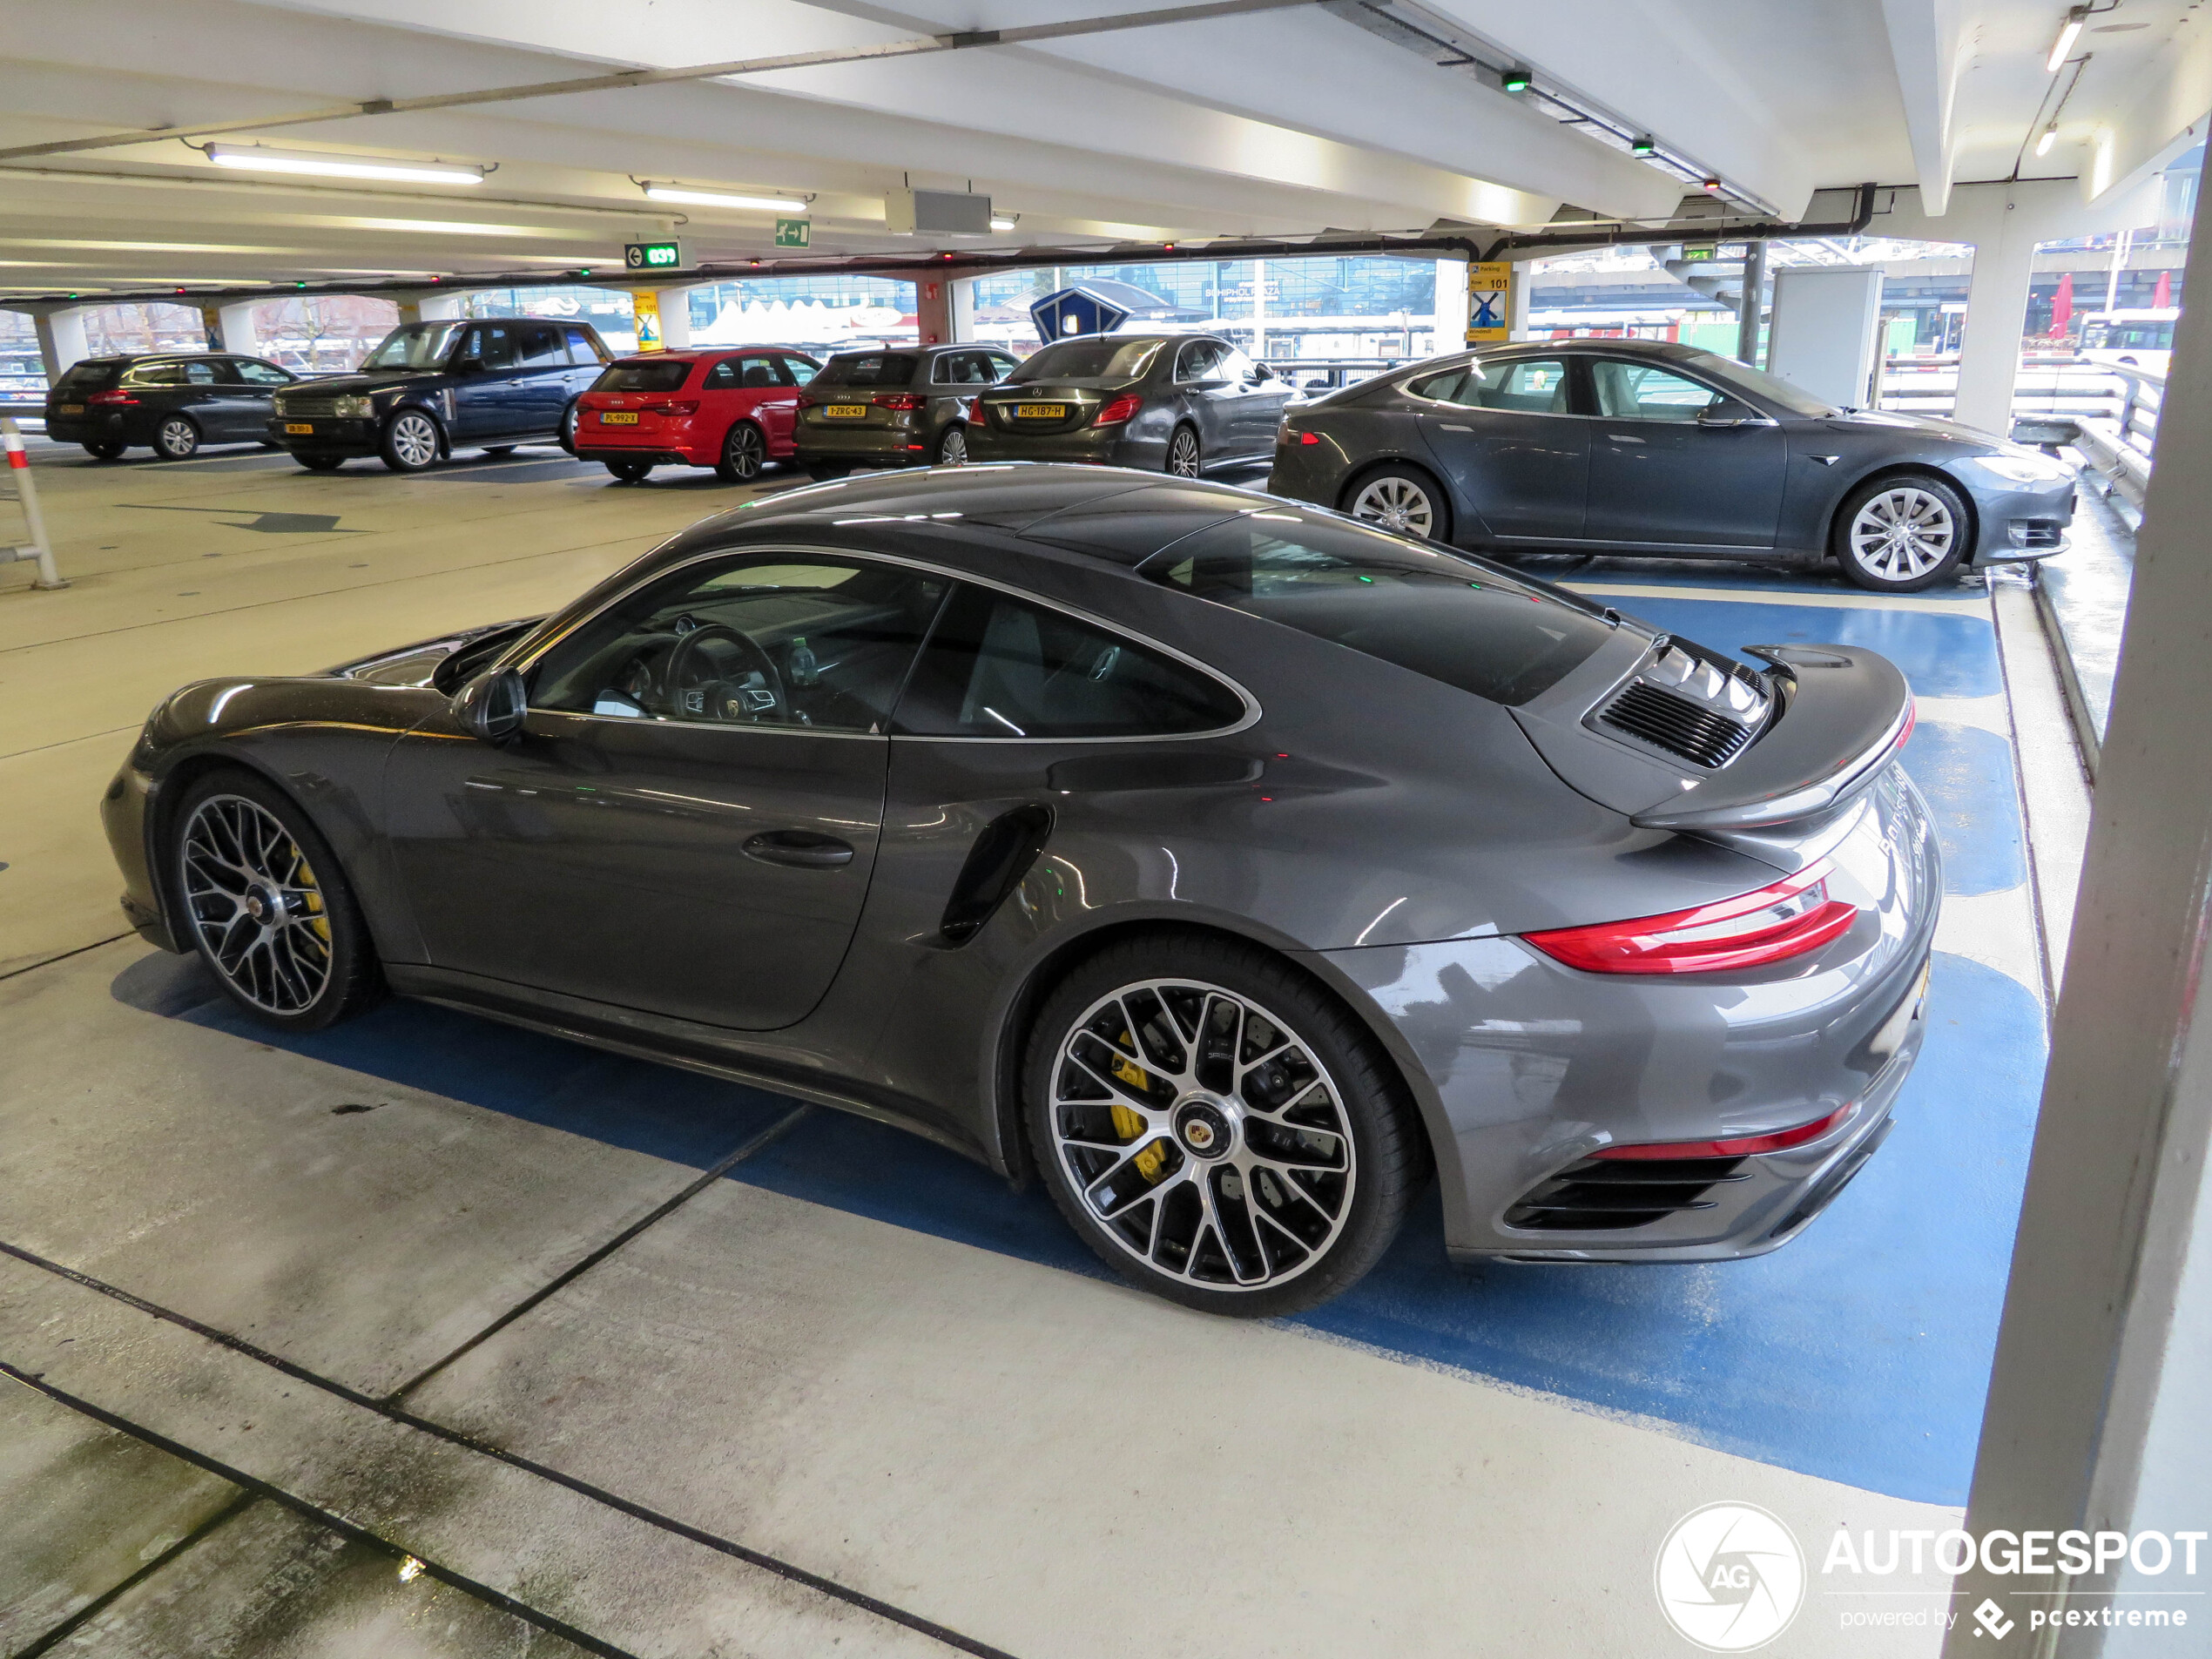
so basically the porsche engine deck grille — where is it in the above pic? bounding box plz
[1599,680,1756,769]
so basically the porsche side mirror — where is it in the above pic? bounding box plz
[452,667,526,743]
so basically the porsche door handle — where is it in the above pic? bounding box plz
[743,831,854,869]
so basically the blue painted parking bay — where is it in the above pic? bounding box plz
[139,572,2043,1512]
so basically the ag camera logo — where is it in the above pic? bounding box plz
[1656,1502,1806,1651]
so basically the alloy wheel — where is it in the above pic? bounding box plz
[387,411,439,470]
[938,426,968,467]
[157,417,199,459]
[179,793,334,1015]
[1166,428,1202,477]
[1847,486,1955,582]
[725,423,765,480]
[1350,474,1436,537]
[1046,977,1357,1292]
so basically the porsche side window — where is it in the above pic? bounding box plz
[1591,361,1724,423]
[529,554,946,732]
[894,585,1243,739]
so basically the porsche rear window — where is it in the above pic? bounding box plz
[593,360,692,393]
[1141,510,1614,706]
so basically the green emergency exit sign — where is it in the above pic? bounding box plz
[624,240,684,271]
[1680,242,1717,261]
[774,218,812,249]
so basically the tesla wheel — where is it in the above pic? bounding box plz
[1345,465,1447,541]
[1165,425,1203,477]
[716,421,766,482]
[934,425,968,467]
[296,454,345,472]
[1836,475,1970,591]
[605,459,654,482]
[154,416,200,460]
[1027,933,1426,1317]
[83,442,125,461]
[172,770,381,1032]
[380,409,442,473]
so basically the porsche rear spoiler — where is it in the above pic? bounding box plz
[1629,645,1913,832]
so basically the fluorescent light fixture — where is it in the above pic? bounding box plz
[2047,6,2086,71]
[2036,124,2059,157]
[206,145,484,185]
[640,183,808,212]
[990,214,1019,232]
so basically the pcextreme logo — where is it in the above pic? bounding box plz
[1654,1502,1807,1651]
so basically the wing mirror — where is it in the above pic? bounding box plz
[452,667,526,743]
[1697,401,1771,428]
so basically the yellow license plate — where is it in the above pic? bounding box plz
[823,404,868,418]
[284,422,314,434]
[598,411,638,425]
[1015,403,1067,419]
[60,403,84,415]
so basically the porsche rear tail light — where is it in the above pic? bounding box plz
[638,398,698,416]
[1593,1101,1856,1161]
[1522,860,1858,974]
[88,389,138,406]
[873,393,926,411]
[1094,393,1143,426]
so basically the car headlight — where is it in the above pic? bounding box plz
[333,395,375,419]
[1969,454,2069,486]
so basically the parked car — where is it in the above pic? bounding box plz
[44,354,299,460]
[966,333,1293,476]
[268,318,610,473]
[574,348,820,482]
[104,466,1933,1317]
[1269,338,2078,592]
[792,344,1017,475]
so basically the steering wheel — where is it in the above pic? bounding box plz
[659,622,787,724]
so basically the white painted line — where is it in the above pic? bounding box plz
[1566,580,1993,617]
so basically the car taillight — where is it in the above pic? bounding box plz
[1594,1101,1857,1161]
[1298,429,1321,444]
[1094,393,1143,426]
[794,394,817,408]
[638,399,698,416]
[963,397,981,421]
[1521,860,1859,975]
[87,389,137,406]
[873,393,925,411]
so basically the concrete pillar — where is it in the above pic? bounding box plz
[656,287,694,351]
[215,301,261,359]
[31,307,90,386]
[1953,199,2038,435]
[912,272,956,347]
[949,276,976,344]
[394,291,465,326]
[1433,257,1469,352]
[1736,239,1768,368]
[1939,179,2212,1659]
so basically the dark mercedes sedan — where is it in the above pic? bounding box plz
[269,318,610,472]
[1270,338,2076,591]
[967,333,1293,476]
[102,466,1933,1315]
[45,354,299,460]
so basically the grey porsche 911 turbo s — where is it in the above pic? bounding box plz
[102,464,1936,1316]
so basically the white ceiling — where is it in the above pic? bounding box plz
[0,0,2202,300]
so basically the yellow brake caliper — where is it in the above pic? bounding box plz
[293,847,330,943]
[1111,1033,1168,1182]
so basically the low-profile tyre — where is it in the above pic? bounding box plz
[934,424,968,467]
[295,453,345,472]
[1025,932,1428,1318]
[482,445,517,457]
[557,401,580,455]
[1834,474,1971,591]
[1164,425,1203,478]
[154,416,200,460]
[379,408,442,473]
[171,768,383,1033]
[82,442,125,461]
[715,421,767,482]
[604,459,654,482]
[1343,463,1450,541]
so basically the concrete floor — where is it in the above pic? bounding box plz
[2,434,2093,1656]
